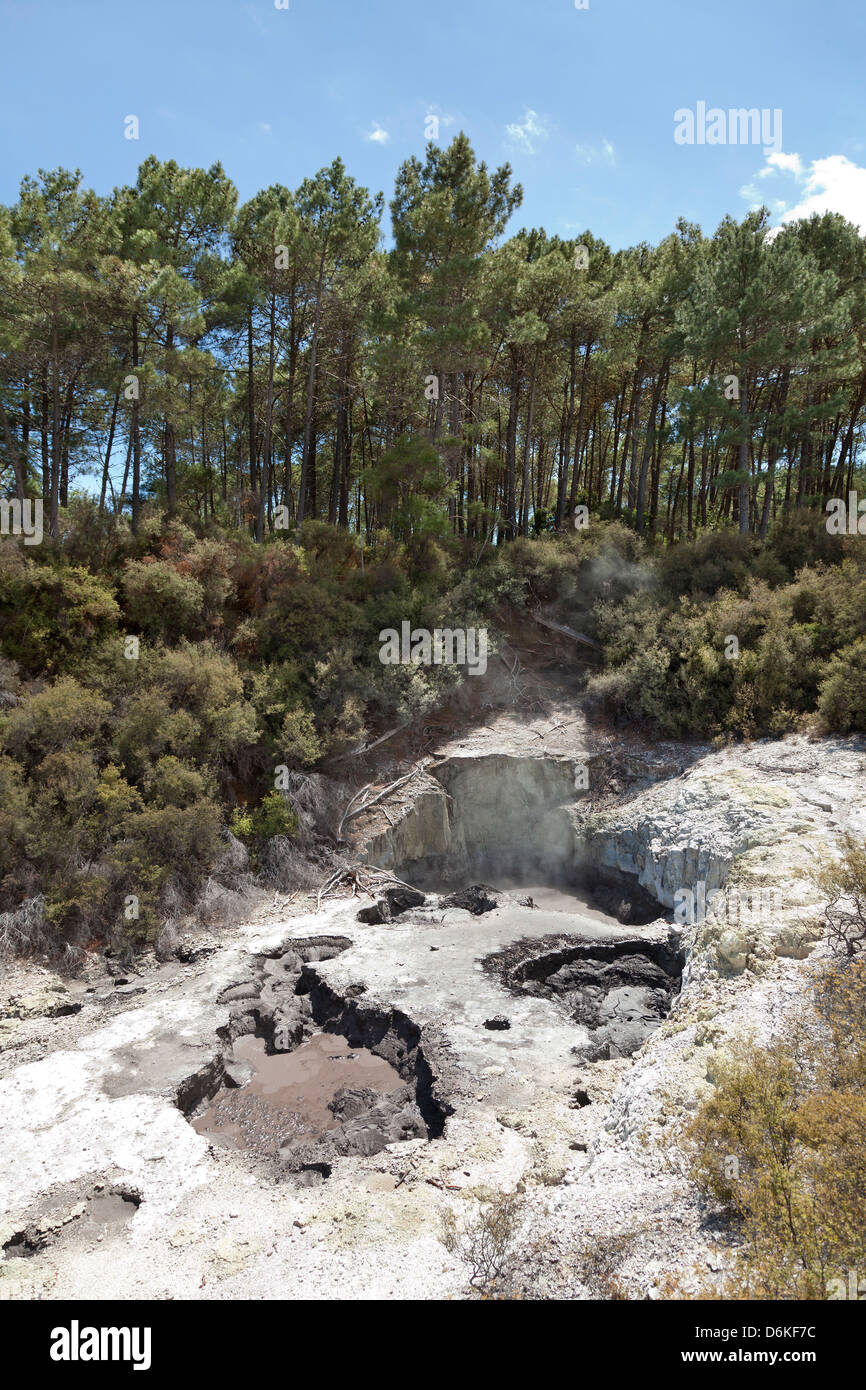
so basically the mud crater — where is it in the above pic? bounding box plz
[3,1185,141,1259]
[184,935,450,1184]
[484,935,684,1061]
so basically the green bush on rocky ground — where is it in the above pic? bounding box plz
[682,839,866,1299]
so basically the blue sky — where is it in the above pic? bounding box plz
[2,0,865,250]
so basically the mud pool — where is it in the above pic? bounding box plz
[193,1034,404,1156]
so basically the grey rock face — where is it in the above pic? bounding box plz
[582,737,866,974]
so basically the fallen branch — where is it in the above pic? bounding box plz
[328,719,412,765]
[315,861,423,912]
[336,763,426,839]
[531,609,601,651]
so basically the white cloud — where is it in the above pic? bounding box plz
[259,122,272,135]
[779,154,866,231]
[505,109,550,155]
[758,151,803,178]
[575,138,616,167]
[364,122,390,145]
[743,151,866,233]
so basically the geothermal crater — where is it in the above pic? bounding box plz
[1,730,857,1301]
[185,932,449,1183]
[186,752,682,1175]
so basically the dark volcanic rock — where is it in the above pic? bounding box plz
[329,1086,380,1122]
[218,981,261,1004]
[385,886,426,914]
[440,884,534,915]
[483,1015,511,1031]
[440,884,500,915]
[356,899,389,924]
[357,886,426,924]
[484,936,683,1061]
[281,1083,426,1170]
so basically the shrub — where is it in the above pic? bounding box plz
[0,754,27,886]
[231,791,298,866]
[0,557,119,675]
[254,573,358,667]
[143,755,210,808]
[814,833,866,957]
[1,678,110,767]
[181,540,236,621]
[817,638,866,733]
[248,663,319,765]
[126,643,258,772]
[280,706,322,768]
[684,960,866,1299]
[587,569,852,739]
[121,558,205,640]
[113,798,224,942]
[440,1189,528,1297]
[659,531,757,599]
[24,749,101,872]
[766,509,846,579]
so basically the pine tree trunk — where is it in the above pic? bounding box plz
[164,322,177,516]
[298,254,327,526]
[504,356,520,540]
[99,383,121,517]
[738,372,750,534]
[556,330,577,526]
[568,340,593,513]
[131,313,141,535]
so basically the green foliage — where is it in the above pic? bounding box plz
[0,556,119,674]
[1,677,110,766]
[279,706,322,768]
[817,639,866,733]
[364,435,451,540]
[588,538,866,738]
[659,531,757,598]
[122,558,206,640]
[113,797,224,942]
[684,960,866,1299]
[0,623,256,950]
[231,790,298,866]
[0,754,27,884]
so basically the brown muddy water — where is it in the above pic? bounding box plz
[193,1034,404,1156]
